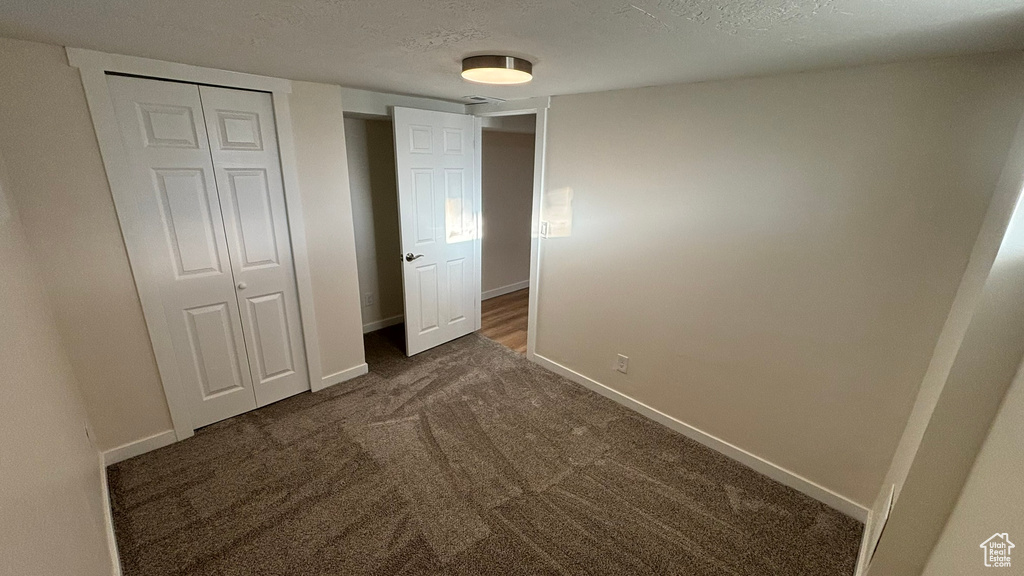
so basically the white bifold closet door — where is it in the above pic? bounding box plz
[108,75,308,428]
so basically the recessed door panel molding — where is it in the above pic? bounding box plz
[184,303,247,398]
[394,107,480,355]
[245,292,296,383]
[442,128,463,155]
[215,110,264,151]
[109,75,258,428]
[410,125,432,154]
[444,168,471,243]
[137,103,199,148]
[153,168,223,277]
[224,168,280,270]
[416,264,440,334]
[199,84,310,406]
[413,169,436,246]
[447,258,466,324]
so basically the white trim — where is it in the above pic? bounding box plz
[340,87,465,117]
[72,56,195,441]
[67,48,326,426]
[271,92,326,393]
[482,280,530,301]
[100,457,123,576]
[532,353,870,522]
[467,97,551,117]
[320,363,369,389]
[479,115,536,134]
[102,430,177,466]
[470,101,549,362]
[363,314,404,333]
[853,510,875,576]
[66,48,291,93]
[474,116,484,332]
[857,482,894,574]
[526,109,548,361]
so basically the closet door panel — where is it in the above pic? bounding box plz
[108,75,258,428]
[199,85,310,406]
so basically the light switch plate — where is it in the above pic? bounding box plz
[615,354,629,374]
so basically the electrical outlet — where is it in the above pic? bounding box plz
[362,292,376,307]
[615,354,629,374]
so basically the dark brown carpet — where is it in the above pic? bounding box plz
[108,327,863,575]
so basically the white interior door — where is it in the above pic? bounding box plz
[393,107,480,356]
[109,75,257,427]
[198,85,310,407]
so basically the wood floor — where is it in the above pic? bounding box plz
[479,288,528,353]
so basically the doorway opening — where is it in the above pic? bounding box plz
[346,108,542,356]
[345,115,405,341]
[478,115,536,353]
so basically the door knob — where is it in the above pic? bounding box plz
[405,253,425,262]
[236,282,248,290]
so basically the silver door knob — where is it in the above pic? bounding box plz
[405,253,424,262]
[236,282,248,290]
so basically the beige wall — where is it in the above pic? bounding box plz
[0,37,172,451]
[922,356,1024,575]
[0,152,112,576]
[290,81,366,379]
[345,117,404,329]
[537,51,1024,507]
[482,129,534,295]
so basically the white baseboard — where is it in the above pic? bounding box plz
[100,456,123,576]
[363,314,403,334]
[319,363,369,390]
[102,430,177,466]
[482,280,530,301]
[531,353,870,522]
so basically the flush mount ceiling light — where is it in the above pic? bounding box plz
[461,55,533,85]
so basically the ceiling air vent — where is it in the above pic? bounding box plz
[463,95,507,104]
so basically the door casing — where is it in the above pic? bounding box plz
[468,99,550,361]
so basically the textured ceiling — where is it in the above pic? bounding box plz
[2,0,1024,102]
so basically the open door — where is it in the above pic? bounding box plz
[393,107,480,356]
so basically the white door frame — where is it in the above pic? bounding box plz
[68,48,324,442]
[469,97,550,360]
